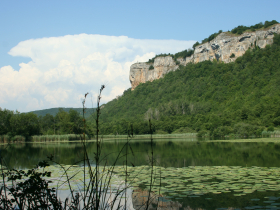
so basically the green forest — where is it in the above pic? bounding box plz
[1,22,280,140]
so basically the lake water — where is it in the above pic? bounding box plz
[2,139,280,169]
[2,139,280,209]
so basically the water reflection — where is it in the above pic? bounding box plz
[1,139,280,169]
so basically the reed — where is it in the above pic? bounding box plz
[0,135,11,143]
[31,134,91,142]
[0,135,26,143]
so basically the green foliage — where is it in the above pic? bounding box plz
[273,33,280,46]
[2,159,62,209]
[174,49,194,59]
[172,127,194,134]
[197,130,209,138]
[149,65,154,70]
[230,53,235,58]
[0,108,12,135]
[193,41,200,49]
[231,20,278,35]
[201,30,223,44]
[267,126,274,132]
[9,112,40,138]
[154,130,168,134]
[233,123,263,137]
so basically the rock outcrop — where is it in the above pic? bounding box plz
[129,56,178,90]
[130,24,280,90]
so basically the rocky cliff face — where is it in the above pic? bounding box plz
[129,56,178,90]
[130,24,280,90]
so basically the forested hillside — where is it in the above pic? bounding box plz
[92,33,280,138]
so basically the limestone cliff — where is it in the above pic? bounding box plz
[130,24,280,90]
[129,56,178,90]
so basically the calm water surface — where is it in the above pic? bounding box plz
[1,139,280,169]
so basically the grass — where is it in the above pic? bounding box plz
[31,134,91,142]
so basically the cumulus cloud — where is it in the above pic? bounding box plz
[0,34,195,112]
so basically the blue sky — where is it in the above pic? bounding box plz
[1,0,280,112]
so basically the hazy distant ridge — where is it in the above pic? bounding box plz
[29,107,95,118]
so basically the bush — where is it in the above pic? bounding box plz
[12,135,26,142]
[231,20,278,35]
[174,49,194,59]
[230,53,235,58]
[149,65,154,70]
[197,130,209,138]
[233,123,263,137]
[193,41,200,49]
[267,126,274,132]
[211,126,233,138]
[172,127,195,134]
[155,130,168,134]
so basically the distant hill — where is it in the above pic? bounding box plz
[30,107,95,118]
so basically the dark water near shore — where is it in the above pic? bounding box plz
[1,139,280,169]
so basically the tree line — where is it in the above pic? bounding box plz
[0,108,93,139]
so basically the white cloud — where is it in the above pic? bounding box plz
[0,34,196,112]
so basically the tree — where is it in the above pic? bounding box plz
[9,112,40,138]
[40,114,55,134]
[69,109,83,134]
[0,108,13,135]
[55,108,71,134]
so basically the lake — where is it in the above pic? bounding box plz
[1,139,280,209]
